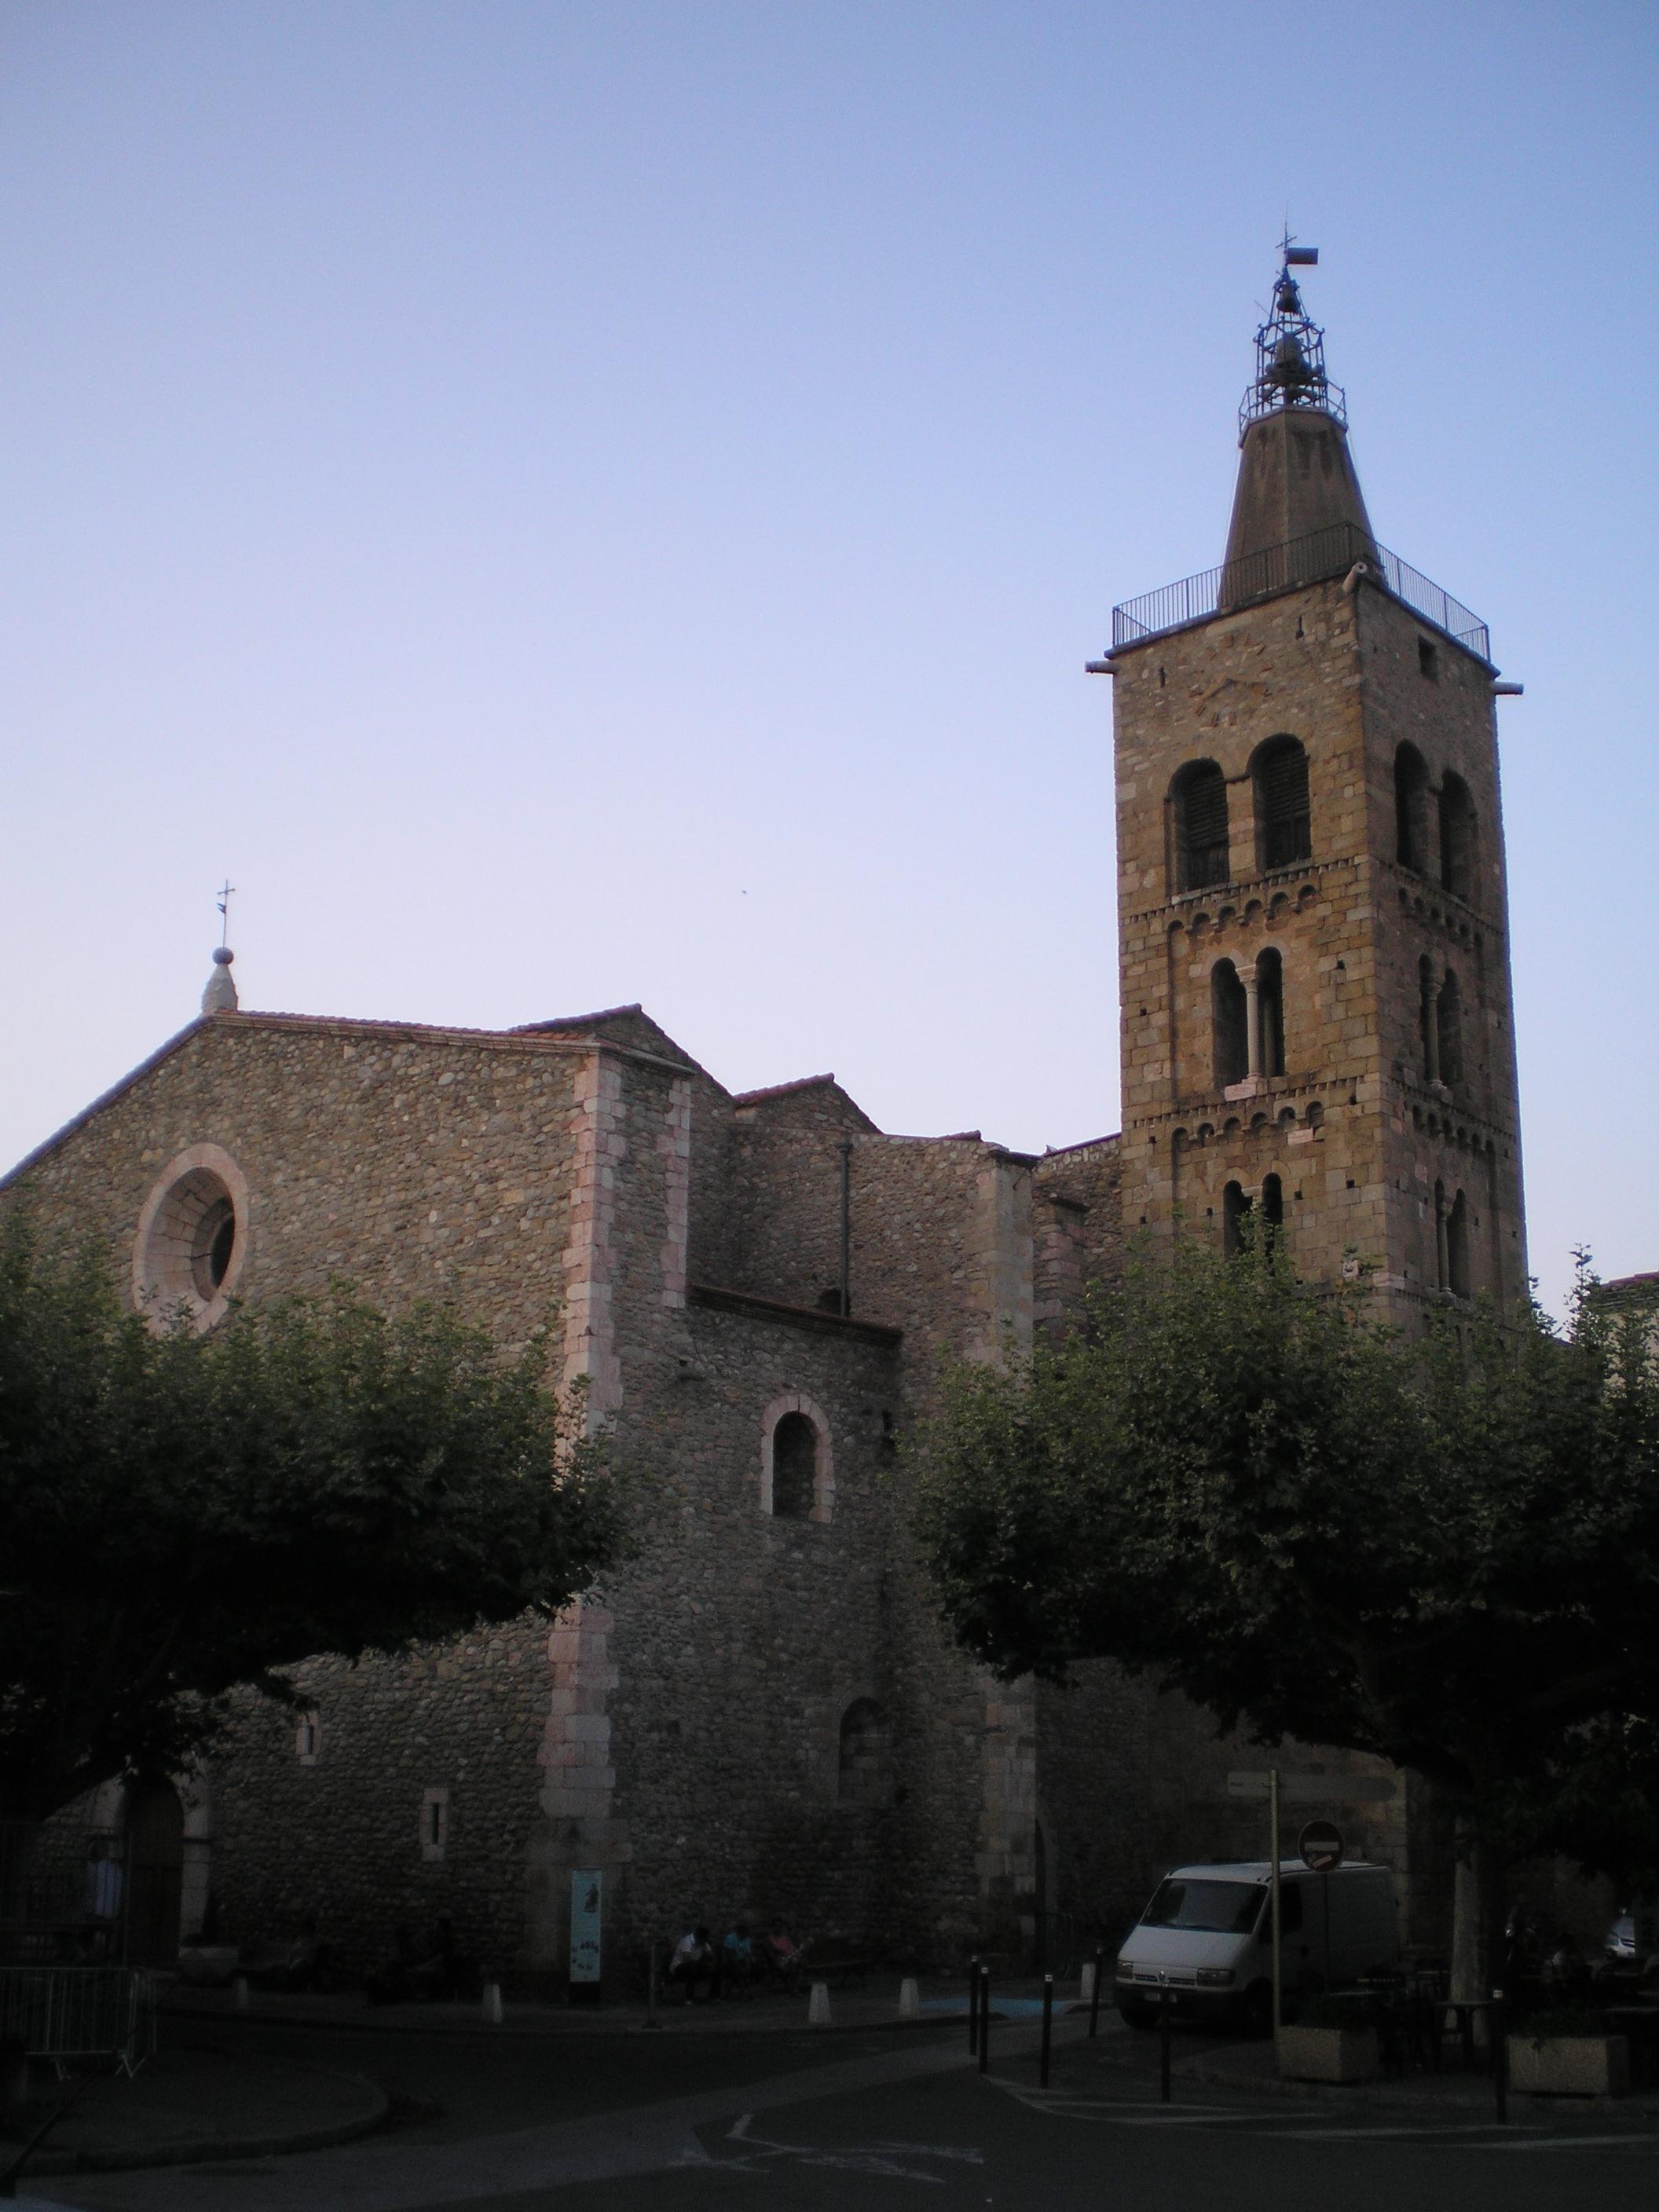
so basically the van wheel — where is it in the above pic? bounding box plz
[1242,1981,1274,2038]
[1116,1998,1156,2030]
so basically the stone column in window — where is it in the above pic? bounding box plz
[1240,963,1262,1081]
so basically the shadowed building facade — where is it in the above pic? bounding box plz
[5,255,1526,1981]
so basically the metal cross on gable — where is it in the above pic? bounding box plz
[217,880,235,946]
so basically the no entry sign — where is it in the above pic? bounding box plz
[1298,1820,1344,1873]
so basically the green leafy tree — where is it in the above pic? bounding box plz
[911,1242,1659,1990]
[0,1215,628,1823]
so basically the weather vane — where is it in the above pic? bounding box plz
[217,880,235,947]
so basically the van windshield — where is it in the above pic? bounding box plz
[1141,1879,1263,1935]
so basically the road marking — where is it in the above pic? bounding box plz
[1475,2132,1659,2153]
[719,2114,986,2185]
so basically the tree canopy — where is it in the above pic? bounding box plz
[911,1243,1659,1888]
[0,1216,628,1821]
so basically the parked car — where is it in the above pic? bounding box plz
[1114,1859,1398,2034]
[1606,1913,1637,1965]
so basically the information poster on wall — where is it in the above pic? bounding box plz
[569,1868,602,1989]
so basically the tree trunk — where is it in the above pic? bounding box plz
[1449,1810,1507,2014]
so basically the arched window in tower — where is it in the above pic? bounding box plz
[1438,773,1477,901]
[1437,969,1465,1089]
[1394,744,1430,873]
[1446,1189,1471,1298]
[1173,760,1231,892]
[837,1699,892,1807]
[1261,1172,1285,1251]
[1211,961,1249,1087]
[1253,737,1311,870]
[1419,955,1438,1082]
[1222,1181,1251,1257]
[1434,1178,1448,1290]
[770,1412,818,1519]
[1256,948,1286,1078]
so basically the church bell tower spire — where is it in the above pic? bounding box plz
[1222,244,1377,587]
[1101,249,1527,1324]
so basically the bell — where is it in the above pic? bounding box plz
[1269,332,1310,390]
[1275,276,1302,317]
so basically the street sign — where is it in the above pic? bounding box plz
[569,1867,602,1986]
[1298,1820,1344,1873]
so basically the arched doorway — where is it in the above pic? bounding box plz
[126,1782,184,1967]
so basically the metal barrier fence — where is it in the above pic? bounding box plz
[0,1820,128,1967]
[0,1966,156,2076]
[1111,522,1490,661]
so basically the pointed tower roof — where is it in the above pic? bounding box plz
[1221,247,1376,604]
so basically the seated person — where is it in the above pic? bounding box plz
[667,1925,719,2002]
[721,1922,756,1992]
[763,1921,802,1988]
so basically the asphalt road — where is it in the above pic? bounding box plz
[27,2011,1657,2211]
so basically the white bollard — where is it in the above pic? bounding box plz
[1079,1961,1096,2006]
[232,1976,250,2015]
[482,1979,504,2025]
[898,1976,920,2020]
[808,1980,832,2027]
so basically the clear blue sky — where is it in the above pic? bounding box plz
[2,2,1654,1315]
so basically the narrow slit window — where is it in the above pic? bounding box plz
[1438,774,1476,900]
[1437,969,1465,1089]
[1211,961,1249,1088]
[1222,1181,1251,1257]
[770,1412,817,1519]
[1261,1173,1285,1251]
[1446,1189,1471,1298]
[1256,949,1285,1079]
[1395,744,1430,873]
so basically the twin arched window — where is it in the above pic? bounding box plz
[1173,738,1312,894]
[1397,745,1478,895]
[1222,1174,1285,1258]
[1211,950,1286,1088]
[1435,1181,1471,1298]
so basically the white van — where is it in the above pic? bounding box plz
[1114,1859,1398,2031]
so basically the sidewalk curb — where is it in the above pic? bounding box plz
[17,2064,390,2177]
[159,1999,963,2044]
[1174,2052,1659,2118]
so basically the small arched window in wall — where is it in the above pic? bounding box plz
[1256,948,1286,1079]
[1254,737,1311,870]
[1222,1181,1251,1257]
[1395,744,1430,873]
[1211,961,1249,1088]
[1173,760,1231,892]
[1261,1173,1285,1251]
[1438,773,1476,901]
[1446,1189,1471,1299]
[771,1414,817,1518]
[837,1698,892,1807]
[760,1395,836,1522]
[1437,969,1465,1089]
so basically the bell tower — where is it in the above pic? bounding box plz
[1098,249,1526,1314]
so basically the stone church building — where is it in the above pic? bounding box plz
[5,258,1529,1982]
